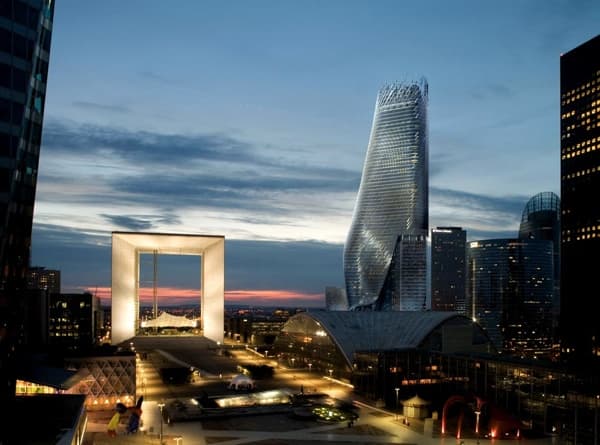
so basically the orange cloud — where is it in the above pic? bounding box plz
[82,286,324,307]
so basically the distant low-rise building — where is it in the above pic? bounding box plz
[26,266,61,294]
[48,292,102,350]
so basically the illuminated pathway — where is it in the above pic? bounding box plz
[86,337,559,445]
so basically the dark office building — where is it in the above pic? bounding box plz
[518,192,560,346]
[431,227,466,313]
[559,34,600,370]
[26,266,60,294]
[48,293,102,350]
[467,239,554,358]
[0,0,55,421]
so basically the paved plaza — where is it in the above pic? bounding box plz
[83,336,560,445]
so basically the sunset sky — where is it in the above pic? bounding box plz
[30,1,600,307]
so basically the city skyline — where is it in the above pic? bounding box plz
[29,1,600,306]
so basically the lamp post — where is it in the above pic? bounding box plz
[328,369,333,378]
[157,402,165,444]
[475,410,481,434]
[395,387,400,420]
[308,363,312,372]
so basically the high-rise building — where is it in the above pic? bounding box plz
[518,192,560,346]
[344,80,428,310]
[559,34,600,368]
[431,227,466,313]
[26,266,61,294]
[467,239,554,358]
[48,293,101,350]
[0,0,55,419]
[325,286,348,311]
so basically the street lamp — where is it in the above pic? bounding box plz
[328,369,333,378]
[157,402,165,444]
[395,388,400,419]
[308,363,312,372]
[475,409,481,434]
[291,357,295,368]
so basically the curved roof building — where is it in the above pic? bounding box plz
[274,311,492,372]
[344,80,429,310]
[519,192,560,243]
[518,191,561,339]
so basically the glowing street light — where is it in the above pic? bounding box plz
[475,409,481,434]
[157,402,165,444]
[395,387,400,418]
[328,369,333,378]
[308,363,312,372]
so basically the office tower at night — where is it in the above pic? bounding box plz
[467,239,554,358]
[0,0,55,412]
[518,192,561,342]
[431,227,466,313]
[48,292,102,350]
[560,34,600,367]
[344,80,428,310]
[26,266,61,294]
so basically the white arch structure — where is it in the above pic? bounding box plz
[111,232,224,345]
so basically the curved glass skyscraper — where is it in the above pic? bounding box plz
[518,191,561,348]
[344,80,428,310]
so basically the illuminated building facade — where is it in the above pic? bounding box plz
[467,239,554,358]
[0,0,55,425]
[559,34,600,368]
[111,232,224,344]
[26,266,60,294]
[431,227,466,313]
[64,352,136,410]
[344,80,428,310]
[48,292,101,350]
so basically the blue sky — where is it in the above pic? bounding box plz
[30,1,600,306]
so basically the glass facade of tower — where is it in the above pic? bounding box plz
[0,0,53,286]
[0,0,54,418]
[559,34,600,367]
[467,239,554,358]
[344,80,428,310]
[518,192,560,347]
[431,227,466,313]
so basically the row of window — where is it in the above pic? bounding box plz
[561,120,600,138]
[563,232,598,243]
[562,224,600,243]
[561,164,600,180]
[561,104,600,122]
[563,114,598,132]
[562,136,599,154]
[561,144,599,159]
[0,0,42,30]
[561,72,600,101]
[562,225,599,235]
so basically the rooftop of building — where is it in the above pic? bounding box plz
[11,394,86,444]
[288,310,475,365]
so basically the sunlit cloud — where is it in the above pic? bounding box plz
[85,286,324,308]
